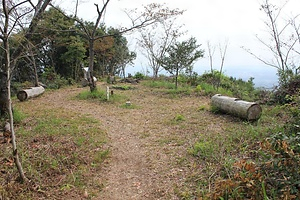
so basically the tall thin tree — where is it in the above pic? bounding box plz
[0,0,52,182]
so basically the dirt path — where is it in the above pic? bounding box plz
[37,84,211,199]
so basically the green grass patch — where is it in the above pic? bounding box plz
[190,139,216,160]
[112,85,135,90]
[174,114,185,122]
[165,87,192,97]
[197,104,210,111]
[13,108,26,124]
[169,114,186,124]
[77,89,107,100]
[77,88,126,103]
[1,106,108,199]
[143,80,176,89]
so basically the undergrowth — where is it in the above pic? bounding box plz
[192,92,300,199]
[142,72,263,101]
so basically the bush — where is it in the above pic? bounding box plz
[40,67,68,89]
[273,75,300,104]
[133,72,145,80]
[197,71,259,101]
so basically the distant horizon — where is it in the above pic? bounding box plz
[126,65,279,89]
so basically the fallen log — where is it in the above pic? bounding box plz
[17,86,45,101]
[211,94,262,121]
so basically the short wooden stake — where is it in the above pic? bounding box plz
[106,86,110,101]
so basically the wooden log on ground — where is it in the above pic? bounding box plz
[211,94,262,121]
[17,86,45,101]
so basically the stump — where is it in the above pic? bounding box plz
[17,86,45,101]
[211,94,262,121]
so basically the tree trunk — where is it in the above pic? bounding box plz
[0,72,8,116]
[211,94,262,121]
[4,36,26,182]
[175,69,179,89]
[88,39,97,92]
[17,86,45,101]
[28,45,39,87]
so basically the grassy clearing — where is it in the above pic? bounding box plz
[2,78,298,199]
[1,104,108,199]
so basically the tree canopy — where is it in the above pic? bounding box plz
[160,37,204,89]
[1,6,136,85]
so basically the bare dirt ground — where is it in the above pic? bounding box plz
[13,82,234,199]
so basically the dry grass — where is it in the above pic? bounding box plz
[0,82,281,199]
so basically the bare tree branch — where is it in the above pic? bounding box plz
[207,41,216,74]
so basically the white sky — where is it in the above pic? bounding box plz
[56,0,300,86]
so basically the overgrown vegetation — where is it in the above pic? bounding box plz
[194,75,299,199]
[140,72,300,199]
[200,92,300,199]
[142,71,261,101]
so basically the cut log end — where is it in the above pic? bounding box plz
[17,91,28,102]
[247,104,262,121]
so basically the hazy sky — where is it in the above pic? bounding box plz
[57,0,300,86]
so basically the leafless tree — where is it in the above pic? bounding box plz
[137,14,185,78]
[217,40,229,89]
[0,0,52,182]
[206,40,229,89]
[243,0,300,85]
[207,41,216,74]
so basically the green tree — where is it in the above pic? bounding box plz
[160,37,204,89]
[60,36,86,81]
[33,7,77,79]
[106,28,136,78]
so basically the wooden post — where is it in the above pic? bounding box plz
[211,94,262,121]
[17,86,45,101]
[106,86,110,101]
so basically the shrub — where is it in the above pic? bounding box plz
[197,71,259,101]
[273,75,300,104]
[40,67,68,89]
[133,72,145,80]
